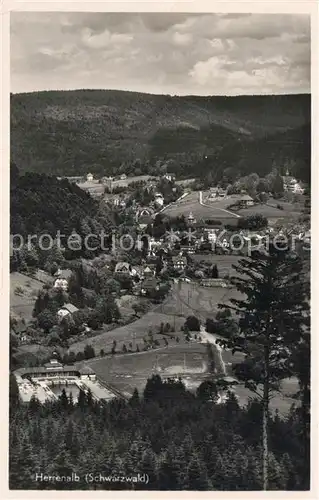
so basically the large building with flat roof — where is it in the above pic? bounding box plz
[14,358,118,404]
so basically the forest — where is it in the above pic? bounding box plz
[9,374,309,491]
[10,90,310,183]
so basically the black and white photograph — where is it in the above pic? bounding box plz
[8,7,312,492]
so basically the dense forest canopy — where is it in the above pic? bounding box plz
[10,172,99,238]
[9,375,309,491]
[10,90,310,182]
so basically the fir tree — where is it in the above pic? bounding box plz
[217,243,309,490]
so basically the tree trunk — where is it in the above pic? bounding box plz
[262,345,270,490]
[301,382,310,489]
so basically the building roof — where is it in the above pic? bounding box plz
[115,262,131,273]
[172,256,187,264]
[34,269,54,284]
[54,269,72,280]
[141,278,158,290]
[239,194,254,201]
[143,266,153,273]
[78,365,96,375]
[60,303,79,314]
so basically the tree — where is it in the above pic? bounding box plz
[84,344,95,360]
[184,315,200,332]
[289,327,310,488]
[217,244,309,490]
[196,380,218,402]
[37,308,57,333]
[211,264,219,279]
[271,174,284,195]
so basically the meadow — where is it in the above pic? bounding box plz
[162,191,239,222]
[10,272,45,321]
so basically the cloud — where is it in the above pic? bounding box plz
[10,12,310,95]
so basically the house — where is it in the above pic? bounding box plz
[172,255,187,271]
[187,212,196,225]
[140,278,160,296]
[143,265,154,277]
[57,303,79,320]
[135,207,154,227]
[154,193,164,207]
[114,262,131,275]
[87,173,94,182]
[205,229,218,243]
[54,269,72,280]
[149,237,162,253]
[53,269,72,291]
[54,278,69,291]
[163,173,176,182]
[292,183,305,194]
[282,171,299,192]
[238,194,254,208]
[209,187,219,198]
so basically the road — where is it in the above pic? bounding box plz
[199,191,241,218]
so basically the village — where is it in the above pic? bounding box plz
[10,163,310,412]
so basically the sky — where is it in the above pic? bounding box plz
[10,12,311,96]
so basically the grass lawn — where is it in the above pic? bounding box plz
[10,272,45,321]
[69,308,185,354]
[237,204,290,218]
[163,191,238,222]
[162,282,243,320]
[190,254,242,276]
[78,343,212,398]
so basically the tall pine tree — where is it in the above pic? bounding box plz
[217,243,309,490]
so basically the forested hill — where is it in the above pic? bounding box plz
[11,90,310,179]
[10,172,99,237]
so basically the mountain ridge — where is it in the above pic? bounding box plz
[10,89,310,180]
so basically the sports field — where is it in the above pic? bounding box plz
[80,343,212,398]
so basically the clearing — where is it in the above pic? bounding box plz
[10,272,45,321]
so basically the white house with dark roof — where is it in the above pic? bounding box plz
[154,192,164,207]
[114,261,131,275]
[57,303,79,320]
[172,255,187,271]
[238,194,254,208]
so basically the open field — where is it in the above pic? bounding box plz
[76,180,105,197]
[202,194,303,220]
[161,282,243,320]
[79,337,298,415]
[77,343,211,398]
[190,254,242,277]
[69,309,185,354]
[111,175,155,188]
[10,272,44,321]
[237,203,301,218]
[162,191,239,223]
